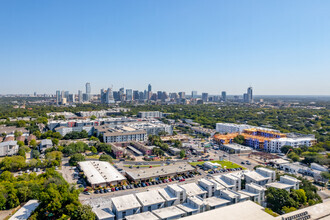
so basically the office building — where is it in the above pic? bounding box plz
[86,82,91,101]
[191,91,197,98]
[126,89,133,101]
[178,92,185,99]
[202,93,208,102]
[133,90,139,100]
[247,87,253,103]
[56,90,61,105]
[221,91,226,101]
[148,84,152,93]
[78,90,83,103]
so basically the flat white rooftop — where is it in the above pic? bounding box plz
[177,203,198,213]
[220,189,239,199]
[266,182,294,190]
[276,200,330,220]
[244,171,270,182]
[125,211,159,220]
[188,196,204,206]
[213,175,235,188]
[182,200,273,220]
[199,178,214,187]
[157,187,178,201]
[179,183,207,197]
[152,206,186,219]
[168,184,184,193]
[93,207,115,220]
[209,179,226,190]
[203,197,231,207]
[238,190,258,197]
[111,194,141,212]
[9,200,39,220]
[78,161,126,185]
[135,190,165,206]
[126,164,195,180]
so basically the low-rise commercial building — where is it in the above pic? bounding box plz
[125,164,195,182]
[78,161,126,188]
[131,142,155,155]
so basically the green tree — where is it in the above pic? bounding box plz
[71,205,95,220]
[90,115,96,120]
[90,146,97,154]
[266,187,298,214]
[288,152,300,162]
[30,139,38,148]
[89,136,99,142]
[32,150,40,159]
[321,172,330,181]
[99,154,113,163]
[95,143,112,153]
[282,206,297,213]
[69,154,85,166]
[233,135,244,144]
[180,149,186,158]
[16,120,26,128]
[52,138,59,146]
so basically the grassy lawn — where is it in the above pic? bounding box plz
[189,160,244,169]
[124,164,161,168]
[86,155,100,159]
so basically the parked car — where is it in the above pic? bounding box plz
[83,191,91,195]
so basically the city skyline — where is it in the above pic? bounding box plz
[1,1,330,95]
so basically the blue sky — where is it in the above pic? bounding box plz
[0,0,329,95]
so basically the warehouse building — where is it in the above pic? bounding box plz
[78,161,126,188]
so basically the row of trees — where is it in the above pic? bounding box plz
[281,142,330,165]
[266,175,322,214]
[0,168,95,219]
[0,151,63,171]
[123,104,330,142]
